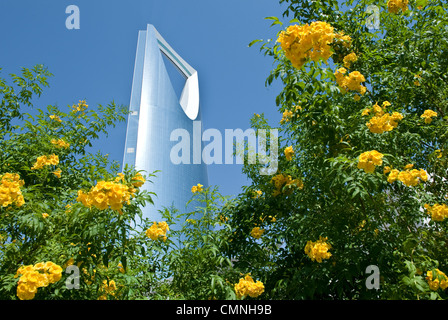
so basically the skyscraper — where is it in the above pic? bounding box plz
[123,24,208,226]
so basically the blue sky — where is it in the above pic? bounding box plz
[0,0,288,198]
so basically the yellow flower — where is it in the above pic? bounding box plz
[17,283,35,300]
[346,71,366,90]
[343,52,357,68]
[335,69,366,95]
[64,258,75,269]
[250,227,264,239]
[420,109,437,124]
[426,269,448,291]
[52,168,62,178]
[234,274,264,298]
[42,213,49,219]
[71,100,89,113]
[271,173,303,196]
[131,172,145,187]
[98,279,118,299]
[304,236,332,263]
[280,109,294,124]
[387,0,409,13]
[284,146,294,161]
[334,67,348,89]
[31,154,59,170]
[251,190,263,199]
[191,183,203,193]
[357,150,384,174]
[145,221,169,241]
[364,101,404,134]
[387,169,400,183]
[425,204,448,222]
[0,173,25,208]
[49,115,62,122]
[387,165,427,186]
[51,139,70,149]
[76,177,133,213]
[15,261,62,300]
[361,108,371,116]
[277,21,338,69]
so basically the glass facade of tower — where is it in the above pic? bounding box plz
[123,24,208,228]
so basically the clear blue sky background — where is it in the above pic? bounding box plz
[0,0,289,198]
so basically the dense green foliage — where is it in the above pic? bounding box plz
[227,0,448,299]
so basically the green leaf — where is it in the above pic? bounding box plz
[248,39,262,47]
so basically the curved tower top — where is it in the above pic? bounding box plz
[153,26,199,120]
[123,24,208,226]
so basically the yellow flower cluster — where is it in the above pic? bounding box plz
[191,183,203,193]
[364,101,404,134]
[131,172,145,187]
[424,203,448,222]
[334,31,352,44]
[387,164,428,186]
[284,146,294,161]
[343,52,357,68]
[53,168,62,178]
[51,138,70,149]
[145,221,169,241]
[251,190,263,199]
[98,279,117,300]
[357,150,384,174]
[420,109,437,124]
[250,227,265,239]
[218,214,229,224]
[0,173,25,208]
[77,173,142,213]
[426,269,448,291]
[277,21,338,69]
[334,68,366,95]
[304,236,332,263]
[31,154,59,170]
[15,261,63,300]
[70,100,88,113]
[280,110,293,124]
[234,274,265,298]
[387,0,409,13]
[271,173,304,197]
[413,74,422,86]
[49,115,62,122]
[280,106,301,124]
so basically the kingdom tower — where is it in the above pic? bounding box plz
[123,24,208,226]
